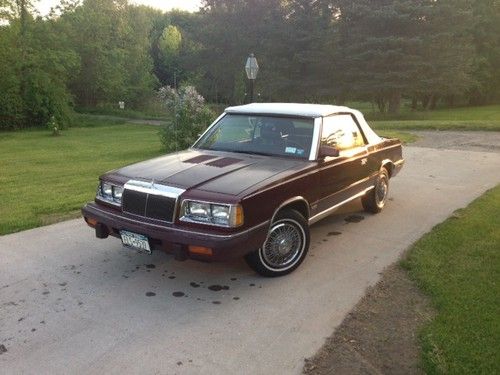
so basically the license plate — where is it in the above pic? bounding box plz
[120,230,151,254]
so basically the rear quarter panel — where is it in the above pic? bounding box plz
[367,138,404,176]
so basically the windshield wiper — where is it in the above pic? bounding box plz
[197,147,275,157]
[228,150,275,157]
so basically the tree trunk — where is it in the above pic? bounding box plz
[429,94,438,110]
[425,93,435,110]
[421,94,430,110]
[336,92,346,105]
[388,91,401,114]
[375,97,386,113]
[411,97,418,110]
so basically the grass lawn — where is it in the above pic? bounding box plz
[345,102,500,132]
[0,104,495,235]
[75,97,169,120]
[371,119,500,132]
[377,130,418,144]
[0,119,163,235]
[402,186,500,374]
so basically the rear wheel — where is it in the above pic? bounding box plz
[362,168,389,213]
[245,209,310,277]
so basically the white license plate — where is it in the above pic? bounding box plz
[120,230,151,254]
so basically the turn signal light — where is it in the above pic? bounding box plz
[188,246,213,256]
[86,217,98,227]
[234,204,244,227]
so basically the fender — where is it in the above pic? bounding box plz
[380,158,395,177]
[270,196,310,224]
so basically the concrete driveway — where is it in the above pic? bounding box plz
[1,137,499,374]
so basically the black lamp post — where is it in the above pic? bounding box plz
[245,53,259,103]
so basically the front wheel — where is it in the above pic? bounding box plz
[362,168,389,213]
[245,209,310,277]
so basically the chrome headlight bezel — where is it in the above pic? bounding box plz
[96,180,123,206]
[180,200,243,228]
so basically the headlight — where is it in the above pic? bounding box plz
[187,202,211,220]
[97,181,123,206]
[181,200,243,227]
[102,182,113,197]
[211,204,230,224]
[112,186,123,202]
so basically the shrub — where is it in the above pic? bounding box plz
[158,86,215,151]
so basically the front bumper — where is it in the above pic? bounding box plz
[82,203,269,262]
[392,158,404,177]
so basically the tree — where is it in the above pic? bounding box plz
[61,0,158,108]
[0,20,24,129]
[196,0,287,103]
[0,0,77,129]
[467,0,500,104]
[151,23,182,87]
[413,1,474,109]
[275,0,337,101]
[335,0,474,113]
[21,16,79,127]
[122,5,161,107]
[158,85,214,151]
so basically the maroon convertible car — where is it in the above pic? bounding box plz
[82,103,404,277]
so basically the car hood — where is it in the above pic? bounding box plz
[110,149,308,196]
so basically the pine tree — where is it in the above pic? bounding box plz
[335,0,474,112]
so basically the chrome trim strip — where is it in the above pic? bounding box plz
[317,148,368,172]
[309,117,322,161]
[96,181,122,207]
[308,187,374,225]
[96,196,121,208]
[270,196,310,223]
[192,112,227,147]
[123,180,185,198]
[87,204,269,239]
[179,199,242,228]
[314,176,372,205]
[376,143,401,151]
[245,142,399,200]
[394,159,405,166]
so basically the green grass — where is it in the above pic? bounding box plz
[372,120,500,132]
[0,118,164,235]
[0,103,494,235]
[75,105,168,120]
[377,130,418,144]
[402,186,500,374]
[415,105,500,121]
[343,103,500,132]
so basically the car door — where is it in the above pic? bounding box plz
[316,114,369,213]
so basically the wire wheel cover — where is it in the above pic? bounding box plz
[262,221,304,269]
[376,177,388,206]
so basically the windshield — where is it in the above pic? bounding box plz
[194,114,314,159]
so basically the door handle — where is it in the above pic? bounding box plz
[361,158,367,165]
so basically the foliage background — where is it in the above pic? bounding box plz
[0,0,499,131]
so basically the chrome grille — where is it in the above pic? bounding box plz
[122,190,147,216]
[121,180,185,223]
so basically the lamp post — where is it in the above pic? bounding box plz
[245,53,259,103]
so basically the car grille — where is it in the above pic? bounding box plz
[122,186,178,223]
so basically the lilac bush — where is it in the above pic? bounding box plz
[158,86,214,151]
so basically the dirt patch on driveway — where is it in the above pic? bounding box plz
[411,131,500,152]
[303,264,434,375]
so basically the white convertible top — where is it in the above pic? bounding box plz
[225,103,382,144]
[225,103,350,117]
